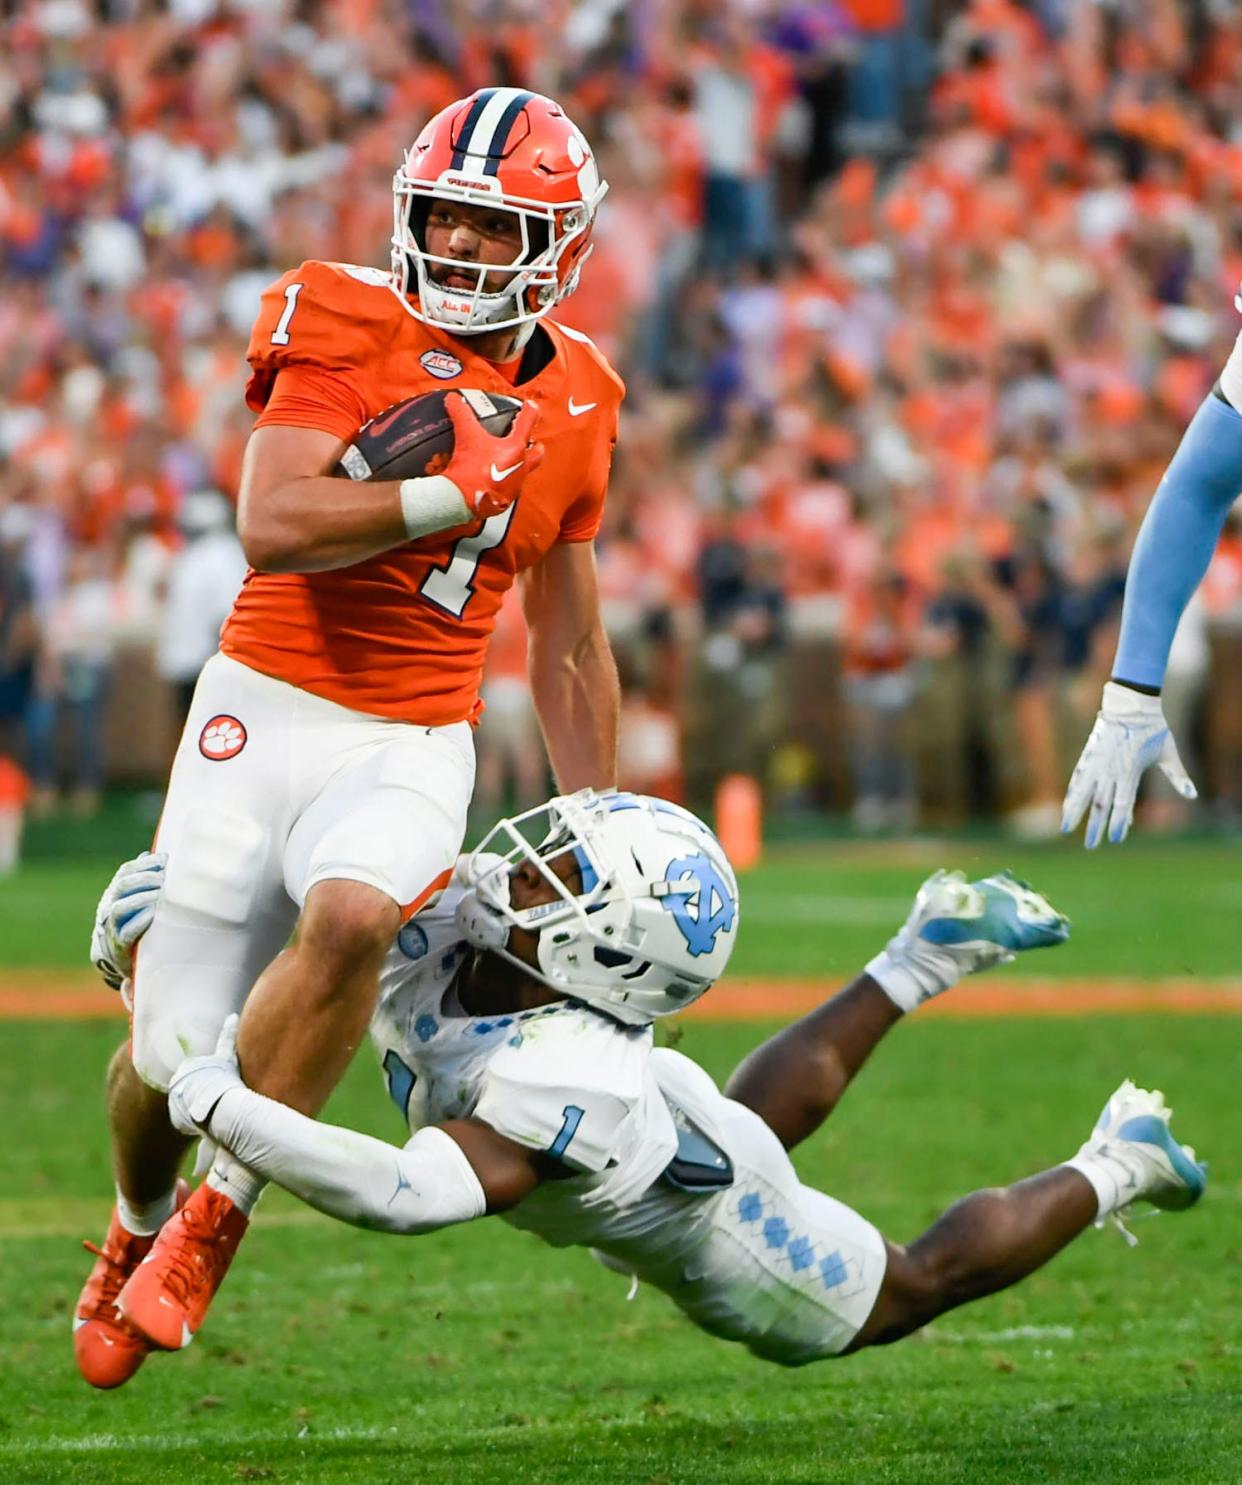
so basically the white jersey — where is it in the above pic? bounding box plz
[368,863,888,1364]
[370,863,681,1241]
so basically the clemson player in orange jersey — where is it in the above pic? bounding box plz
[74,88,624,1388]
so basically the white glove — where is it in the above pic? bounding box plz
[1061,681,1197,848]
[90,850,167,989]
[168,1015,243,1138]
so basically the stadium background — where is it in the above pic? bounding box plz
[1,2,1240,1483]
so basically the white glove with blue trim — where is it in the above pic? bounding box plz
[90,850,167,989]
[1061,682,1196,849]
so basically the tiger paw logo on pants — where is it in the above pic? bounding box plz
[199,714,248,760]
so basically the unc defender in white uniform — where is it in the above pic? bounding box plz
[97,790,1208,1369]
[369,865,883,1362]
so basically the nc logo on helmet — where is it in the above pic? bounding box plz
[660,855,736,957]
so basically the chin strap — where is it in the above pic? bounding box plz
[418,281,541,352]
[455,856,512,952]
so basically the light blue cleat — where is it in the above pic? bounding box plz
[867,869,1070,1011]
[901,868,1070,969]
[1080,1078,1208,1215]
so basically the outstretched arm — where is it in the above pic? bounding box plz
[1112,386,1242,690]
[169,1024,542,1235]
[1062,351,1242,847]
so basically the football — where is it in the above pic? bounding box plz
[336,388,523,482]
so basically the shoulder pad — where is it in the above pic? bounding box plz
[545,319,626,405]
[331,262,396,289]
[245,261,402,403]
[474,1011,647,1173]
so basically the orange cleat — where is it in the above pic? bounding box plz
[116,1183,248,1351]
[74,1179,190,1389]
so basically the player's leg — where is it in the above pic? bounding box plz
[659,1079,1205,1368]
[234,717,474,1114]
[77,657,300,1385]
[724,975,901,1151]
[847,1169,1097,1350]
[848,1082,1208,1351]
[725,872,1070,1150]
[118,716,474,1351]
[106,1040,191,1206]
[111,887,396,1358]
[229,877,399,1114]
[647,1094,890,1365]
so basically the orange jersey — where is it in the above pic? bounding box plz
[221,260,624,725]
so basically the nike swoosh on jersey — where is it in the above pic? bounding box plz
[491,460,524,482]
[567,399,597,416]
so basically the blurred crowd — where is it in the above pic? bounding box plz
[3,0,1242,859]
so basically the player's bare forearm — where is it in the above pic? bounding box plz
[530,622,619,791]
[724,975,901,1151]
[522,539,619,790]
[239,423,410,572]
[240,473,411,573]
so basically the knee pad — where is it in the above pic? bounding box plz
[130,808,272,1090]
[130,991,234,1092]
[162,807,270,927]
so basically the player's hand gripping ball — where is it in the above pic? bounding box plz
[337,388,543,519]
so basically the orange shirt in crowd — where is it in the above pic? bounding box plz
[221,260,624,726]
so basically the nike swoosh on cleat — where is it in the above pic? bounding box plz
[568,399,597,416]
[490,460,524,482]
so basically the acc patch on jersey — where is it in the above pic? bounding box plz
[199,714,247,761]
[419,348,463,379]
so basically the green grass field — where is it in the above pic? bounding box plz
[1,824,1239,1483]
[7,811,1242,980]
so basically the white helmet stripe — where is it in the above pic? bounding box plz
[450,88,532,180]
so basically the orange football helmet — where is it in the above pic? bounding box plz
[391,88,608,340]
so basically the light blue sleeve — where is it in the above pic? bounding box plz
[1112,391,1242,689]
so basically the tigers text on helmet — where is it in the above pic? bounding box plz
[391,88,608,341]
[455,791,740,1026]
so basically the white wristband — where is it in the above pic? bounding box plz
[865,945,962,1014]
[399,475,472,540]
[864,950,927,1014]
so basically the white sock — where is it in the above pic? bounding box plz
[1063,1150,1136,1219]
[865,947,958,1014]
[206,1148,267,1217]
[116,1184,178,1237]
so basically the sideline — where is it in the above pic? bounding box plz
[0,971,1239,1021]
